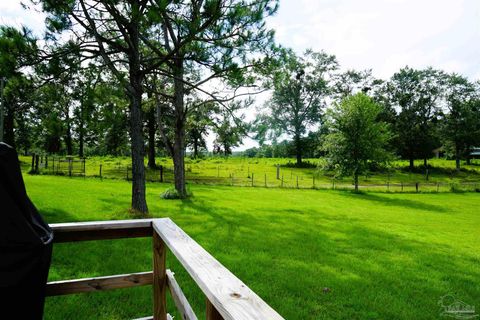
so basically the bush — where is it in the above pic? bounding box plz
[160,188,192,199]
[281,161,317,168]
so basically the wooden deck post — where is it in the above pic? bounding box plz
[153,231,167,320]
[206,299,224,320]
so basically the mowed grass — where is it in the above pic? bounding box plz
[23,175,480,320]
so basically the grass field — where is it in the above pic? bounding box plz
[21,155,480,192]
[23,174,480,319]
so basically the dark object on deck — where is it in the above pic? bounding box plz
[0,143,53,319]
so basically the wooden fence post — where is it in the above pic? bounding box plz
[276,165,280,180]
[416,182,419,193]
[296,176,299,189]
[159,165,163,182]
[153,231,167,320]
[206,299,224,320]
[401,182,403,192]
[99,164,103,180]
[68,159,72,177]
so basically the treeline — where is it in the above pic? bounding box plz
[1,1,479,211]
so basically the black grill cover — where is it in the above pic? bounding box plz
[0,143,53,319]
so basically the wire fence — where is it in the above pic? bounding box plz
[26,154,480,193]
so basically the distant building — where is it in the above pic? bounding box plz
[470,147,480,159]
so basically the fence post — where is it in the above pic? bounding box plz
[332,178,335,190]
[296,176,299,189]
[159,165,163,182]
[83,159,86,178]
[264,173,267,187]
[281,174,284,188]
[416,182,419,193]
[99,164,103,180]
[153,231,167,320]
[276,164,280,180]
[68,159,72,177]
[401,182,403,192]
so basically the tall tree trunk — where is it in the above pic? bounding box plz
[409,156,414,171]
[78,117,84,158]
[172,57,187,197]
[127,20,148,214]
[65,111,73,156]
[147,108,156,169]
[294,133,302,166]
[466,145,471,165]
[193,136,199,159]
[4,105,15,148]
[354,167,359,192]
[78,98,85,158]
[455,145,461,171]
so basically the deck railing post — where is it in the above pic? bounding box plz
[206,299,224,320]
[153,231,167,320]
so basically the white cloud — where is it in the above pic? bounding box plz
[268,0,480,80]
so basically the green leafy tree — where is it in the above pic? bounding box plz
[0,26,38,147]
[441,74,479,169]
[323,93,392,192]
[385,67,443,170]
[255,49,338,166]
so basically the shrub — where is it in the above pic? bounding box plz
[160,188,192,199]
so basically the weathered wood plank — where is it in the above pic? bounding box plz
[153,219,285,320]
[50,219,153,242]
[166,269,198,320]
[153,231,167,320]
[133,314,172,320]
[46,271,153,296]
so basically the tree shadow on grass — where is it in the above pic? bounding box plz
[338,192,449,213]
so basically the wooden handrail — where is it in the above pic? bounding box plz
[153,219,284,320]
[50,219,153,242]
[46,271,153,296]
[46,218,284,320]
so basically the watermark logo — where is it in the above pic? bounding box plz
[438,294,478,319]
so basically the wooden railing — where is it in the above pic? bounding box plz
[47,218,284,320]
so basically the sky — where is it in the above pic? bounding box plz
[1,0,479,150]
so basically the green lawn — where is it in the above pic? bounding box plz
[24,175,480,319]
